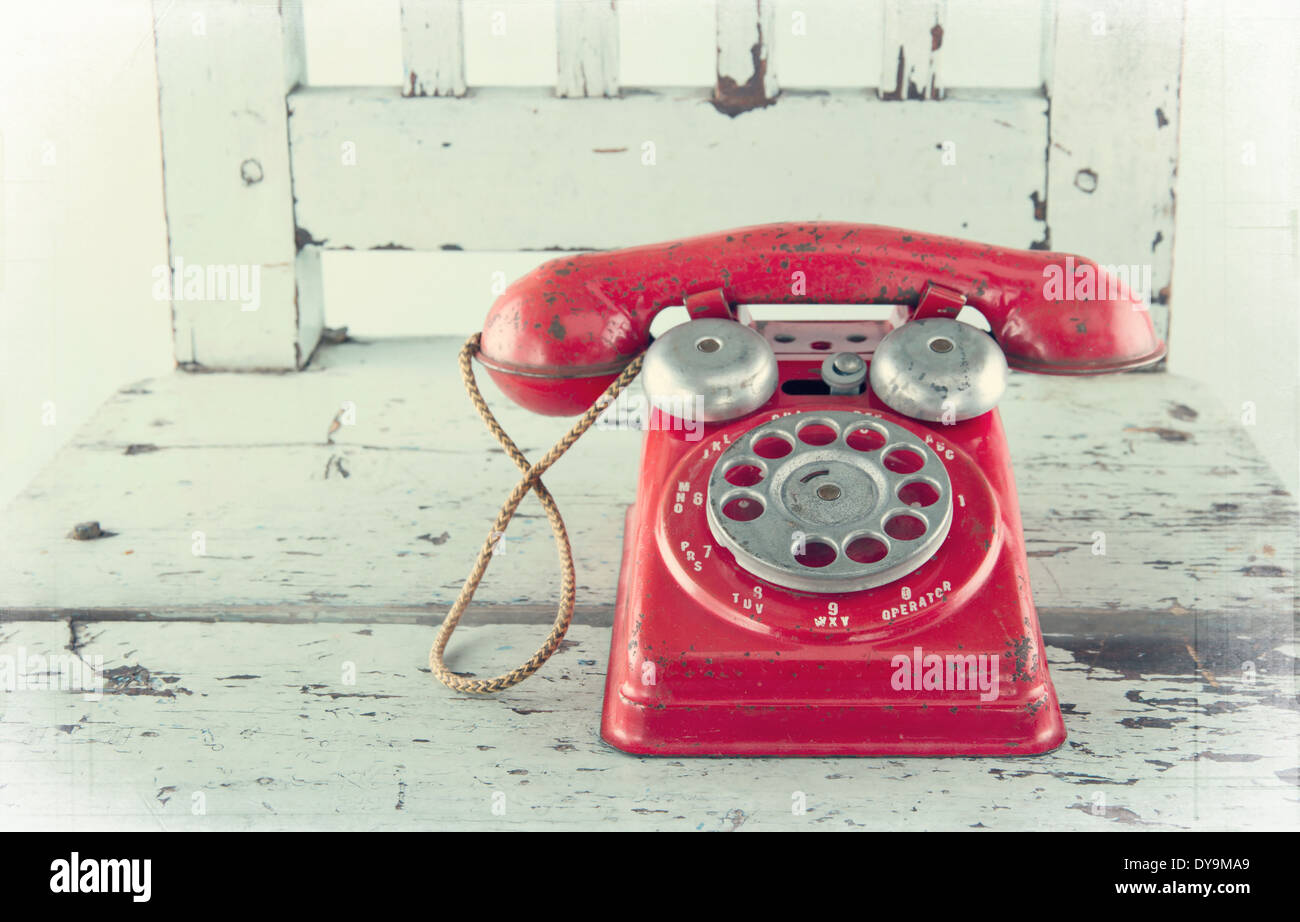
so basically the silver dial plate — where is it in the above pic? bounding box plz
[704,411,953,592]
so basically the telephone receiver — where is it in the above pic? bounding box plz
[477,222,1165,417]
[453,222,1165,757]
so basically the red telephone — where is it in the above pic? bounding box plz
[439,222,1164,756]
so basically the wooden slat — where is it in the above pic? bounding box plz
[1045,0,1183,349]
[0,338,1290,617]
[714,0,777,115]
[287,87,1047,251]
[2,620,1296,829]
[1038,0,1058,92]
[401,0,466,97]
[151,0,322,370]
[555,0,619,98]
[879,0,946,100]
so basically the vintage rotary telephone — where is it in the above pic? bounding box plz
[434,222,1164,756]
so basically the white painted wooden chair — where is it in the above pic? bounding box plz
[1,1,1295,830]
[153,0,1180,369]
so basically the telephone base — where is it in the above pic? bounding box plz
[601,496,1065,756]
[601,699,1066,758]
[599,392,1068,757]
[601,505,1066,757]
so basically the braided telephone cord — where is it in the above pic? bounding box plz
[429,333,645,693]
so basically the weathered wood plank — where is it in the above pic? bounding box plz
[556,0,619,98]
[0,338,1291,618]
[152,0,322,370]
[401,0,467,98]
[714,0,777,115]
[879,0,946,100]
[1,621,1295,830]
[1045,0,1183,346]
[287,87,1047,251]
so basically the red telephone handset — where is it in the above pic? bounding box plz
[478,222,1165,416]
[441,223,1165,756]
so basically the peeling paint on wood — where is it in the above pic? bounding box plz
[0,621,1294,830]
[1045,0,1183,348]
[153,0,322,370]
[556,0,619,99]
[0,338,1291,621]
[879,1,946,101]
[287,89,1046,251]
[401,0,466,97]
[713,0,777,116]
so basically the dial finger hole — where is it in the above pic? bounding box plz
[845,535,889,564]
[846,426,886,452]
[724,462,765,487]
[752,433,794,459]
[797,423,838,446]
[897,480,941,507]
[793,538,837,568]
[706,411,954,593]
[884,513,927,541]
[883,448,925,474]
[722,495,765,522]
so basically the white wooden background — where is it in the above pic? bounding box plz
[151,0,1182,369]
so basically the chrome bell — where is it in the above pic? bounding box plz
[641,319,779,422]
[868,318,1008,422]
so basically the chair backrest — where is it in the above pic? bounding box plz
[152,0,1183,370]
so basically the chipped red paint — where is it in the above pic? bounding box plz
[479,222,1167,416]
